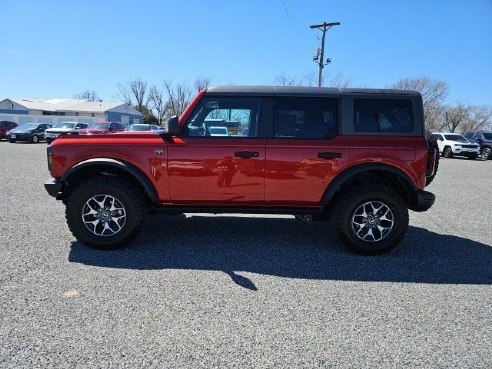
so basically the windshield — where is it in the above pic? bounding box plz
[87,122,110,129]
[482,133,492,140]
[53,122,76,129]
[444,134,467,142]
[127,124,150,131]
[17,123,38,130]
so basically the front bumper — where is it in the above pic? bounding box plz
[9,133,32,141]
[410,190,435,212]
[44,177,62,198]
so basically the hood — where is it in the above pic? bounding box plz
[10,127,34,133]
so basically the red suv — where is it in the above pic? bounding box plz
[0,120,18,140]
[78,122,126,135]
[44,86,438,254]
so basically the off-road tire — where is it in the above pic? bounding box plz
[65,176,145,250]
[333,184,409,255]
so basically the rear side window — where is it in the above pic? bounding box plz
[274,97,338,139]
[354,99,414,133]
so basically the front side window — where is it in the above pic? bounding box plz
[185,97,260,138]
[274,97,338,139]
[354,99,414,133]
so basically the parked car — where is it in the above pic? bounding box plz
[78,122,125,135]
[0,121,18,140]
[7,123,52,143]
[125,124,161,131]
[45,122,89,144]
[430,132,480,159]
[464,131,492,159]
[44,86,438,255]
[208,126,229,136]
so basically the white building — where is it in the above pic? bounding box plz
[0,98,144,126]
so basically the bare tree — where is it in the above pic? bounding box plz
[149,86,166,125]
[274,73,302,86]
[163,80,193,117]
[460,105,492,133]
[390,77,449,130]
[74,90,99,101]
[117,78,149,112]
[444,104,469,133]
[275,71,351,88]
[194,77,211,92]
[326,72,351,88]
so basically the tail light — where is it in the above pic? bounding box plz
[426,148,437,177]
[47,146,53,172]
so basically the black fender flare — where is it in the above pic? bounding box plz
[61,158,159,204]
[320,163,418,206]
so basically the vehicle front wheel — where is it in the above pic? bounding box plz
[481,147,491,160]
[31,135,39,143]
[65,176,146,249]
[442,146,453,158]
[332,184,409,255]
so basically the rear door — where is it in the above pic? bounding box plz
[265,96,349,205]
[167,96,267,204]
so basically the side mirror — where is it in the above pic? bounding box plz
[166,116,180,135]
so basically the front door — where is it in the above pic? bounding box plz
[168,97,266,205]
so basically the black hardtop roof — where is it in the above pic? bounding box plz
[206,85,421,96]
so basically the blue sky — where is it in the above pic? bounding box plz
[1,0,491,106]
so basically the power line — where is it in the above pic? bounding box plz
[278,0,307,52]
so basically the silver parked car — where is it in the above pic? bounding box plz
[45,122,89,144]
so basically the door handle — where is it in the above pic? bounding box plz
[234,151,259,158]
[317,152,342,159]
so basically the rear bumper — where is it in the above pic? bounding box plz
[44,177,62,198]
[411,190,435,212]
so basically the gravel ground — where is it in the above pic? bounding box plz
[0,142,491,368]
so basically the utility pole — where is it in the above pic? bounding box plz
[310,21,340,87]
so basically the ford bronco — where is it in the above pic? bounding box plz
[45,86,438,254]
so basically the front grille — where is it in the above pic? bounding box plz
[462,145,477,149]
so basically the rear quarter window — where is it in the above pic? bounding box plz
[353,99,414,134]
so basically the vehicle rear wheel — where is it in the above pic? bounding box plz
[333,184,409,255]
[31,135,39,143]
[65,176,146,249]
[481,147,491,160]
[442,146,453,158]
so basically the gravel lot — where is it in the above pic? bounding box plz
[0,142,491,368]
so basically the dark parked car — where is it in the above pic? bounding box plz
[78,122,126,135]
[0,121,18,140]
[464,131,492,159]
[7,123,52,143]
